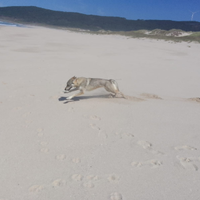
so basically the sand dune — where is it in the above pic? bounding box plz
[0,26,200,200]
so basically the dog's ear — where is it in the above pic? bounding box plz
[72,76,76,79]
[73,77,78,85]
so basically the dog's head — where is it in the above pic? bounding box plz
[65,76,77,92]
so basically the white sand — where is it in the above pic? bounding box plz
[0,26,200,200]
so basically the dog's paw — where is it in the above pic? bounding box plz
[108,94,115,98]
[66,96,73,100]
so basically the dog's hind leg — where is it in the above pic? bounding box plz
[104,81,126,99]
[117,91,126,99]
[112,91,126,99]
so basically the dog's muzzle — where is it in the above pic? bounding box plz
[64,86,72,92]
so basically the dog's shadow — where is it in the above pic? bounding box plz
[58,94,111,104]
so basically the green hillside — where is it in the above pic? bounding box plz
[0,6,200,32]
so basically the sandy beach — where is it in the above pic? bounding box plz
[0,25,200,200]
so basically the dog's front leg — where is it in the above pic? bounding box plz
[64,87,79,93]
[66,90,84,100]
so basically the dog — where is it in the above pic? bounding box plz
[64,76,125,100]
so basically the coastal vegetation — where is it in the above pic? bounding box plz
[0,6,200,42]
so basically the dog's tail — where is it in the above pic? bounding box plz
[110,79,126,99]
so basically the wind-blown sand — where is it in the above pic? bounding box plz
[0,26,200,200]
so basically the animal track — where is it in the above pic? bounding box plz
[90,123,101,131]
[52,179,66,188]
[137,140,152,148]
[115,131,134,139]
[124,95,144,101]
[83,181,95,188]
[188,97,200,103]
[132,159,163,168]
[71,174,83,182]
[140,93,162,100]
[89,123,107,138]
[37,128,44,137]
[107,175,120,183]
[56,154,66,161]
[176,156,198,171]
[174,145,197,151]
[110,192,123,200]
[40,148,49,153]
[29,185,45,193]
[71,157,81,163]
[137,140,164,155]
[71,174,100,188]
[37,128,43,132]
[86,175,99,181]
[90,115,101,121]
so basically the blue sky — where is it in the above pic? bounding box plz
[0,0,200,22]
